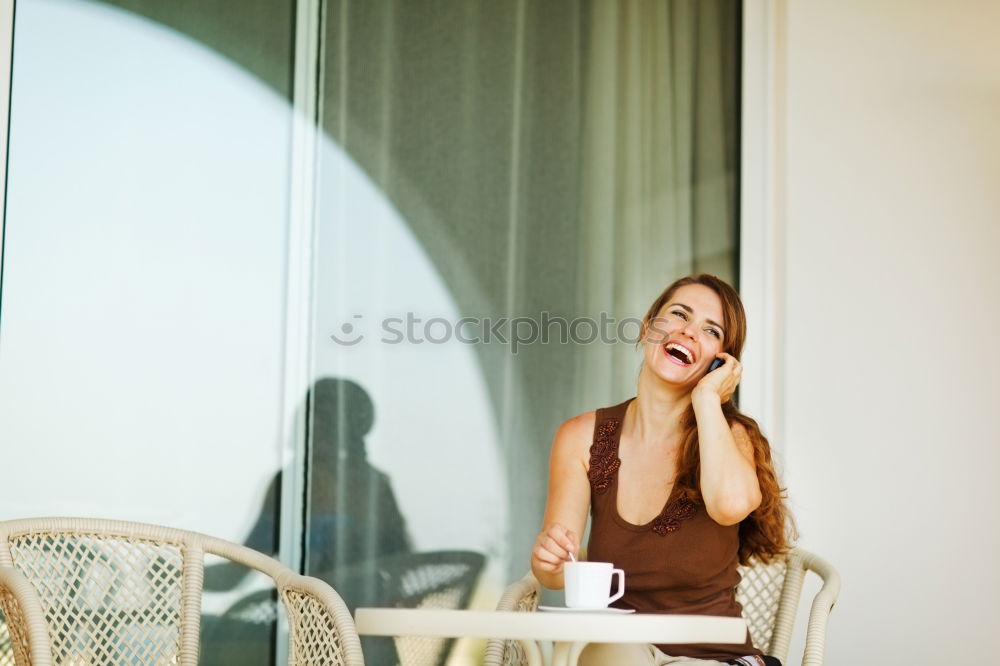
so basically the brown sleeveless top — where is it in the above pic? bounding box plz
[586,398,760,660]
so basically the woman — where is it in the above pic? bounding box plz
[531,274,792,666]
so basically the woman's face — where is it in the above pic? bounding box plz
[642,283,727,387]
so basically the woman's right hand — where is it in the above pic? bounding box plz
[531,523,578,574]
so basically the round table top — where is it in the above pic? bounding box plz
[354,607,748,644]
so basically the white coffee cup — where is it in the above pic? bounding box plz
[563,561,625,609]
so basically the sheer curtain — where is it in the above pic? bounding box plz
[576,0,741,409]
[313,0,741,596]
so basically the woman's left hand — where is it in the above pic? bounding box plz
[693,353,742,404]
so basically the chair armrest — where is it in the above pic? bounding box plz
[798,551,841,666]
[277,572,366,666]
[496,572,541,613]
[485,573,543,666]
[0,566,53,666]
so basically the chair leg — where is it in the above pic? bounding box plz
[519,639,544,666]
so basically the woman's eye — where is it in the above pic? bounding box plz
[671,310,688,320]
[707,328,721,339]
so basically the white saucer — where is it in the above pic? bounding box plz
[538,605,635,614]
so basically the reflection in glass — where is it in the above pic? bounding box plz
[1,0,295,664]
[305,378,412,577]
[211,378,488,665]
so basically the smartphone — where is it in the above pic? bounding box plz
[707,358,725,374]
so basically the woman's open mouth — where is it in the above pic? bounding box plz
[662,342,695,366]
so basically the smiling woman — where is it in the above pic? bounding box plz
[532,274,793,666]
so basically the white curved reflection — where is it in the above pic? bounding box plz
[0,0,507,585]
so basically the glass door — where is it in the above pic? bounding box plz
[0,0,297,663]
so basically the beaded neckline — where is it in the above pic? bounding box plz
[588,403,697,536]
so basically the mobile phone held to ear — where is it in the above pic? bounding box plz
[707,358,725,374]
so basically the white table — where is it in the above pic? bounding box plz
[354,608,748,666]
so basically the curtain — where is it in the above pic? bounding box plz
[314,0,741,599]
[576,0,741,409]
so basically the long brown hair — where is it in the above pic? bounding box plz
[642,274,795,564]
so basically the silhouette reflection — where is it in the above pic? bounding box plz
[307,377,412,576]
[203,378,411,664]
[202,378,483,666]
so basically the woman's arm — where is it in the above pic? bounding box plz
[530,412,594,590]
[692,355,762,525]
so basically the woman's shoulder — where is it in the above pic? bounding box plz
[555,398,633,442]
[566,397,633,428]
[548,410,594,456]
[554,410,596,443]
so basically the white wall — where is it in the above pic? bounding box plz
[776,0,1000,662]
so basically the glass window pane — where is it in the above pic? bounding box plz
[0,1,295,663]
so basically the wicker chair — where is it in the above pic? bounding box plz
[0,517,365,666]
[0,567,51,666]
[484,547,840,666]
[366,550,485,666]
[482,571,543,666]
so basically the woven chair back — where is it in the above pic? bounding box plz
[377,550,485,666]
[736,554,790,653]
[0,518,364,666]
